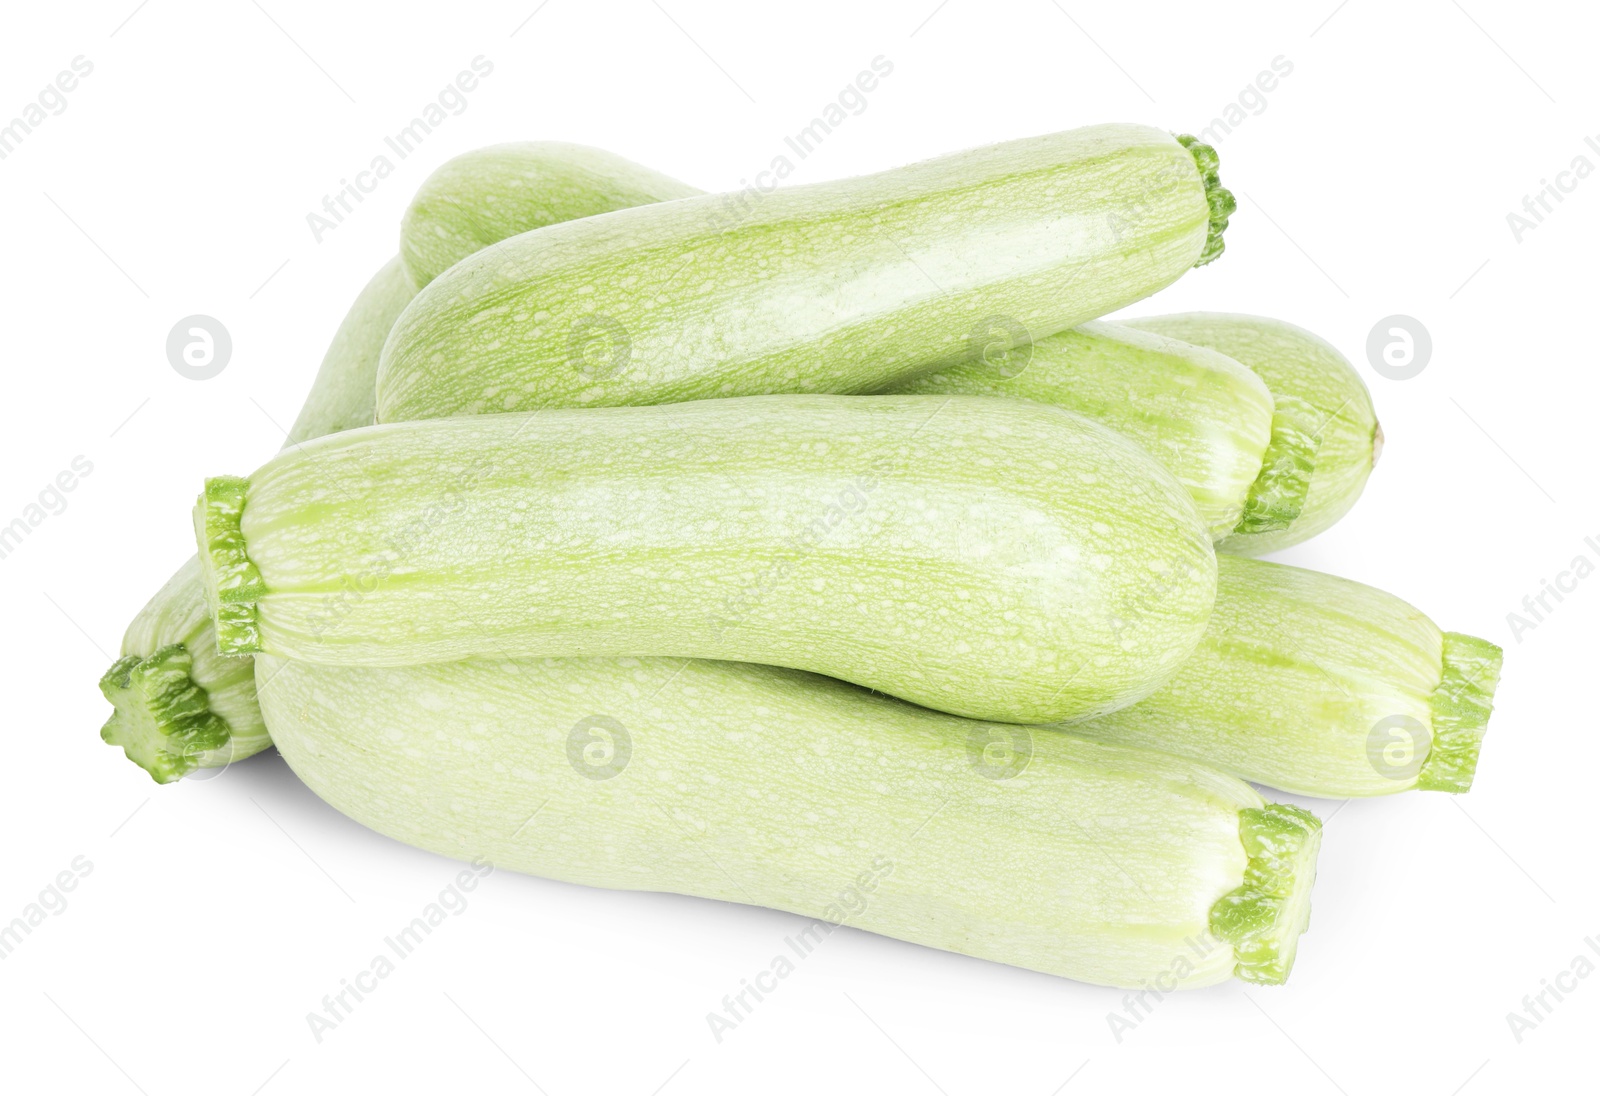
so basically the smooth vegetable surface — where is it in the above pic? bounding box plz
[1071,556,1503,797]
[1126,313,1378,555]
[376,125,1234,422]
[884,319,1315,540]
[257,652,1321,988]
[400,141,704,288]
[196,395,1218,725]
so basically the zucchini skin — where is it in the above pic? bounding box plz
[1071,556,1502,797]
[376,125,1220,422]
[1126,313,1379,555]
[257,653,1320,989]
[885,320,1275,539]
[199,395,1218,725]
[401,142,704,289]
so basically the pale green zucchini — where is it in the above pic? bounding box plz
[102,146,704,783]
[102,256,418,781]
[883,320,1317,540]
[257,652,1321,988]
[195,396,1218,725]
[1125,314,1378,555]
[375,125,1234,422]
[1071,556,1503,797]
[287,256,421,443]
[401,141,704,288]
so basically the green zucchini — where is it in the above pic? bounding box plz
[1071,556,1503,797]
[195,395,1218,725]
[102,146,706,783]
[400,141,703,289]
[101,255,418,781]
[375,125,1234,422]
[1125,313,1378,555]
[286,255,420,444]
[883,319,1317,540]
[256,652,1321,988]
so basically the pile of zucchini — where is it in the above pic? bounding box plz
[100,126,1500,990]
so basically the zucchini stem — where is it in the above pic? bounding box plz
[1209,803,1322,984]
[99,645,233,784]
[194,476,266,656]
[1417,632,1504,793]
[1233,394,1321,536]
[1175,135,1236,267]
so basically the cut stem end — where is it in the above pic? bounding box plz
[99,644,234,784]
[1210,803,1322,985]
[1417,632,1503,793]
[1175,134,1235,267]
[194,476,266,656]
[1233,394,1322,537]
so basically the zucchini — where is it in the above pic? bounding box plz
[255,652,1321,988]
[375,125,1234,422]
[195,395,1218,725]
[1071,556,1503,797]
[286,256,420,444]
[102,145,706,783]
[102,256,417,780]
[1125,313,1378,555]
[884,320,1316,541]
[400,141,703,288]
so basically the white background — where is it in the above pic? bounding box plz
[1,1,1593,1092]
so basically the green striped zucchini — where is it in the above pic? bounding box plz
[195,396,1218,725]
[1126,313,1378,555]
[375,125,1234,421]
[257,652,1321,988]
[1072,556,1503,796]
